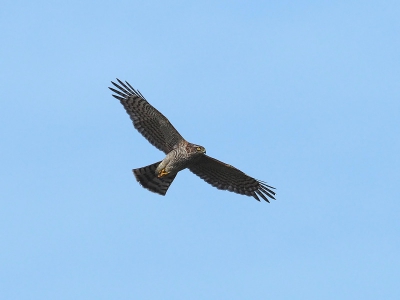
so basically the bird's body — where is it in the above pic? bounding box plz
[109,79,276,202]
[155,141,205,177]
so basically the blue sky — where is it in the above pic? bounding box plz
[1,0,399,299]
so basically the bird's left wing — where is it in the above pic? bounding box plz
[189,155,275,202]
[109,79,185,154]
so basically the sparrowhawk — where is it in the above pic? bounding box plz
[109,79,276,202]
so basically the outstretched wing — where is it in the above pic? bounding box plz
[189,155,275,202]
[109,79,185,154]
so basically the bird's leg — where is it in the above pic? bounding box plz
[157,168,169,178]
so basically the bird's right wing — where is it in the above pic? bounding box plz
[109,79,185,154]
[189,155,276,202]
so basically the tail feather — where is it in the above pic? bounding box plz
[133,161,177,196]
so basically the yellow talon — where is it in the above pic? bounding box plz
[157,169,169,178]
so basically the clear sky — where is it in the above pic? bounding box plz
[1,0,399,299]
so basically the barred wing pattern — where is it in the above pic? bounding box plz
[189,155,276,202]
[109,79,185,154]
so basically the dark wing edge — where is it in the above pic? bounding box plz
[189,155,276,202]
[109,79,146,101]
[108,79,185,154]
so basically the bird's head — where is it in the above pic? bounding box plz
[195,145,206,154]
[188,143,206,155]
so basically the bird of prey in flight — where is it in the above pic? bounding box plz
[109,79,276,202]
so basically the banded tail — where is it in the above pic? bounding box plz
[133,161,177,195]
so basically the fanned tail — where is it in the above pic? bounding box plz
[133,161,177,196]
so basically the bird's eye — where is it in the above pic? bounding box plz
[196,147,201,151]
